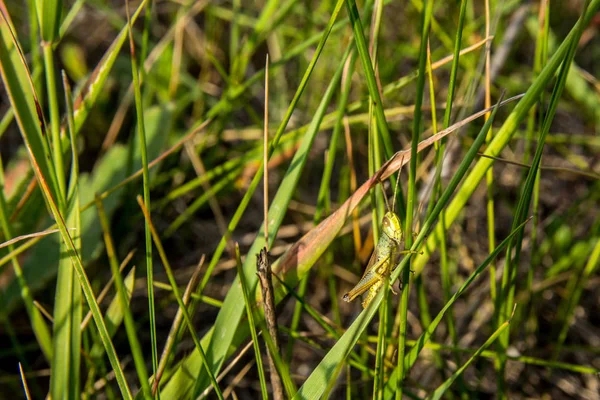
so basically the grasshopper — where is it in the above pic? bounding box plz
[343,176,413,308]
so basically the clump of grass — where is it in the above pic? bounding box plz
[0,0,599,398]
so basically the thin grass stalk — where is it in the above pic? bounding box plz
[44,3,81,391]
[421,38,448,383]
[234,244,268,399]
[345,0,393,158]
[426,315,513,400]
[59,68,83,400]
[42,44,65,202]
[496,2,591,392]
[136,196,224,399]
[483,0,497,310]
[124,0,158,387]
[525,0,549,338]
[397,0,433,397]
[95,197,151,397]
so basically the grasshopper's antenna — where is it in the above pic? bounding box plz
[380,183,391,212]
[391,154,404,213]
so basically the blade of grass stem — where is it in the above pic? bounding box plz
[234,244,268,399]
[496,2,591,391]
[345,0,393,158]
[124,0,158,387]
[397,1,433,397]
[136,196,223,399]
[96,196,151,397]
[426,312,513,400]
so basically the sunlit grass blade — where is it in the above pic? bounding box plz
[50,68,82,400]
[0,4,58,200]
[345,0,393,158]
[88,266,136,358]
[426,312,513,400]
[71,0,148,135]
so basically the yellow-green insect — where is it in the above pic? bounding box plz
[343,175,411,308]
[342,210,403,308]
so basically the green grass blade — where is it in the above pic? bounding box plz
[426,316,513,400]
[0,5,59,201]
[50,70,82,400]
[124,1,159,391]
[17,129,133,398]
[96,196,151,397]
[234,244,268,399]
[397,0,433,397]
[136,196,223,400]
[382,217,532,396]
[71,0,147,135]
[345,0,393,158]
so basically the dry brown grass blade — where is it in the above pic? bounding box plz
[273,95,523,284]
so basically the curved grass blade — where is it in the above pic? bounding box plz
[50,68,82,400]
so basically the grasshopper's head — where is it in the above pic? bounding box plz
[382,212,402,243]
